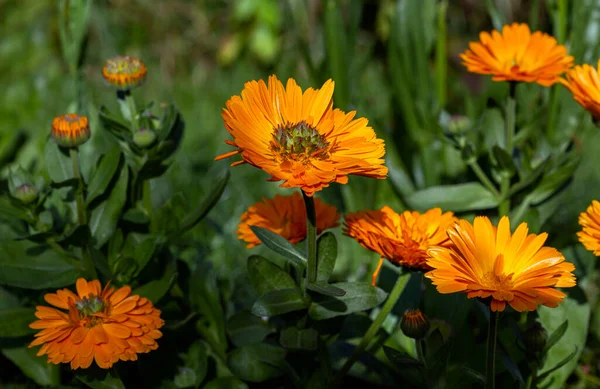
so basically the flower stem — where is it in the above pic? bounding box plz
[416,339,426,367]
[70,148,87,225]
[529,362,539,389]
[499,82,516,216]
[125,92,139,131]
[485,309,500,389]
[468,159,501,199]
[302,191,317,285]
[331,271,410,388]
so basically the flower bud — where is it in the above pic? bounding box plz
[448,115,472,134]
[133,128,157,148]
[400,309,430,340]
[523,322,548,355]
[51,114,91,148]
[102,56,147,91]
[14,184,38,204]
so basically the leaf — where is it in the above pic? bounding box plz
[251,288,308,317]
[544,319,568,353]
[173,341,208,388]
[308,282,387,320]
[538,296,590,389]
[133,267,177,304]
[2,347,60,386]
[528,156,579,205]
[0,197,35,223]
[249,226,307,269]
[383,346,425,386]
[0,307,36,337]
[306,282,346,297]
[44,139,74,184]
[405,182,499,212]
[122,232,157,276]
[538,347,578,382]
[316,232,337,282]
[89,165,128,247]
[77,371,126,389]
[247,255,298,296]
[227,310,272,347]
[203,377,248,389]
[227,343,286,383]
[0,287,20,309]
[0,241,80,289]
[86,147,122,205]
[279,327,318,350]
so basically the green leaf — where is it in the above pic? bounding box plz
[406,182,499,212]
[491,145,516,178]
[0,241,80,289]
[316,232,337,282]
[538,347,578,382]
[308,282,387,320]
[203,377,248,389]
[324,0,349,109]
[538,296,590,389]
[166,169,229,241]
[227,310,272,347]
[77,371,126,389]
[251,288,308,317]
[306,282,346,297]
[382,346,424,386]
[174,341,208,388]
[0,287,20,309]
[89,165,128,247]
[2,347,60,387]
[44,139,74,184]
[0,307,36,337]
[279,327,318,350]
[528,155,579,205]
[544,319,568,353]
[122,232,157,276]
[249,226,307,269]
[0,197,35,223]
[133,267,177,304]
[227,343,286,383]
[86,147,122,205]
[247,255,298,296]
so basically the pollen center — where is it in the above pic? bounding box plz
[482,271,513,290]
[75,295,105,317]
[270,121,330,162]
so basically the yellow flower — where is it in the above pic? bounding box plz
[460,23,573,86]
[562,61,600,122]
[426,216,576,312]
[29,278,164,369]
[215,75,387,196]
[577,200,600,255]
[51,114,91,148]
[102,56,147,90]
[237,192,340,248]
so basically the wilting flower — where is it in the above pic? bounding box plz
[102,56,147,90]
[460,23,573,86]
[562,61,600,122]
[29,278,164,369]
[343,207,456,272]
[214,75,387,196]
[400,309,430,340]
[237,192,340,248]
[51,114,91,148]
[577,200,600,255]
[426,216,576,312]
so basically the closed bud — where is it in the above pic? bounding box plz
[133,128,157,148]
[51,114,91,148]
[14,184,38,204]
[102,56,147,91]
[448,115,472,134]
[400,309,430,340]
[523,322,548,355]
[9,166,38,204]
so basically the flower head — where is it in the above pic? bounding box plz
[426,216,576,312]
[343,207,456,271]
[237,192,340,248]
[562,61,600,122]
[102,56,147,90]
[460,23,573,86]
[29,278,164,369]
[51,114,91,148]
[577,200,600,255]
[215,75,388,196]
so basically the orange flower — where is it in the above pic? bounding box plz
[577,200,600,255]
[562,61,600,122]
[460,23,573,86]
[51,114,91,148]
[343,207,456,273]
[237,192,340,248]
[29,278,164,370]
[102,56,147,90]
[426,216,576,312]
[215,75,388,196]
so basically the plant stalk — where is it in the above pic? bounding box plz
[499,82,516,216]
[70,148,87,225]
[468,159,501,199]
[302,190,318,285]
[125,92,139,131]
[485,309,500,389]
[331,271,411,388]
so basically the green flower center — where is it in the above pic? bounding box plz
[270,121,329,161]
[75,295,105,317]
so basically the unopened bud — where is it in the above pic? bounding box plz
[102,56,147,91]
[400,309,430,340]
[448,115,472,134]
[133,128,157,148]
[523,322,548,354]
[14,184,38,204]
[51,114,91,148]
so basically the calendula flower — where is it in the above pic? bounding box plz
[51,114,91,148]
[343,207,456,285]
[214,75,387,196]
[562,61,600,122]
[237,192,340,248]
[426,216,576,312]
[577,200,600,255]
[460,23,573,86]
[102,56,147,90]
[29,278,164,370]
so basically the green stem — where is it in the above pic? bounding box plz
[125,93,139,131]
[416,339,427,368]
[529,362,539,389]
[468,160,501,199]
[435,0,448,109]
[143,179,152,216]
[499,83,516,216]
[485,309,500,389]
[70,148,87,225]
[331,272,411,388]
[302,191,317,285]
